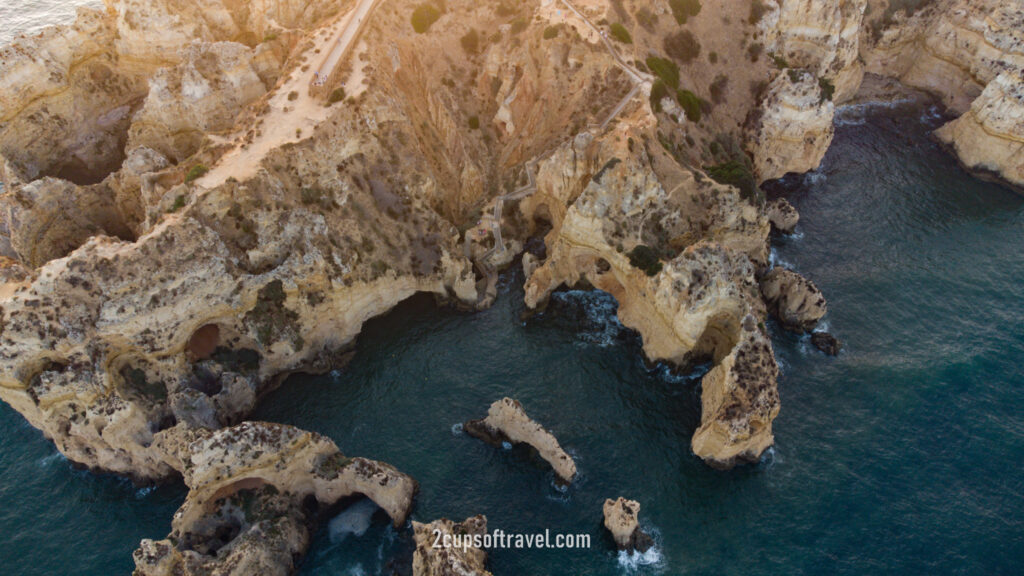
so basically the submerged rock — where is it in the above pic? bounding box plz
[760,267,827,332]
[412,516,492,576]
[465,397,577,484]
[602,497,654,553]
[766,198,800,234]
[812,331,842,356]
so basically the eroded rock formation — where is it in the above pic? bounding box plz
[465,397,577,484]
[602,497,653,553]
[412,516,492,576]
[760,267,828,332]
[766,197,800,234]
[134,421,417,576]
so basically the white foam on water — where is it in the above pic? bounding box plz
[769,248,793,270]
[135,485,156,499]
[835,97,916,126]
[328,499,379,543]
[450,422,464,436]
[616,546,665,572]
[553,290,625,347]
[803,171,827,187]
[37,451,66,468]
[501,441,513,450]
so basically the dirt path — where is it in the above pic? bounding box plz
[196,0,380,190]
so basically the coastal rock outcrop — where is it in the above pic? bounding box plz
[412,516,492,576]
[465,397,577,484]
[747,70,835,183]
[134,421,417,576]
[934,70,1024,190]
[861,0,1024,188]
[602,497,653,553]
[691,323,780,468]
[766,197,800,234]
[760,267,828,332]
[758,0,868,103]
[812,331,842,356]
[521,125,779,468]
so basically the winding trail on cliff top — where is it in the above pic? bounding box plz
[195,0,380,189]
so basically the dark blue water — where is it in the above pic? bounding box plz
[1,104,1022,574]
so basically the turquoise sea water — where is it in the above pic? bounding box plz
[1,103,1022,573]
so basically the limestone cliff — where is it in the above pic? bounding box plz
[861,0,1024,188]
[520,112,778,467]
[127,41,278,163]
[934,70,1024,189]
[747,69,835,183]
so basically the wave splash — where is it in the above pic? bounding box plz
[328,499,379,543]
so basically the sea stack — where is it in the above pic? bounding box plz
[465,397,577,484]
[602,497,654,553]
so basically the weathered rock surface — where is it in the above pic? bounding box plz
[934,70,1024,190]
[134,421,417,576]
[127,41,275,163]
[0,7,144,183]
[812,331,842,356]
[760,267,828,332]
[766,197,800,234]
[602,497,653,553]
[465,397,577,484]
[748,70,835,184]
[861,0,1024,188]
[758,0,868,103]
[412,516,492,576]
[521,124,779,468]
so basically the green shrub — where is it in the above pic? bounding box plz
[649,79,669,112]
[664,30,701,64]
[628,245,663,276]
[709,74,728,104]
[411,4,442,33]
[747,42,763,62]
[705,159,759,203]
[287,91,298,101]
[669,0,702,24]
[329,87,346,103]
[772,54,790,69]
[468,115,480,130]
[609,22,632,44]
[677,89,702,122]
[818,77,835,102]
[460,28,479,53]
[262,32,279,43]
[543,25,560,39]
[171,195,186,212]
[636,7,657,31]
[748,0,770,25]
[185,164,208,183]
[646,55,680,89]
[510,17,528,35]
[708,51,718,64]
